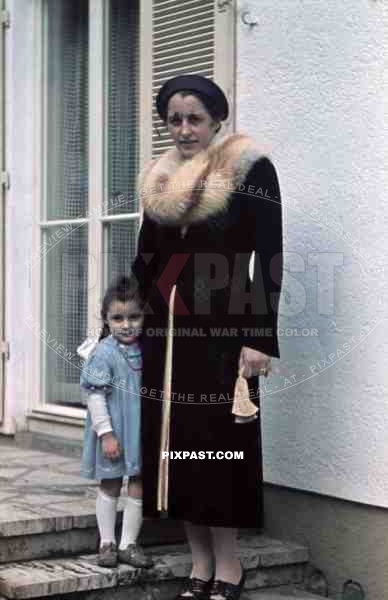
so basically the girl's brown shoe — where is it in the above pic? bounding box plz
[98,542,118,568]
[118,543,153,568]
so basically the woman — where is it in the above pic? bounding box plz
[132,75,283,600]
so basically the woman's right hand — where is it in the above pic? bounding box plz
[101,432,121,461]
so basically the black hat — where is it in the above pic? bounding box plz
[156,74,229,122]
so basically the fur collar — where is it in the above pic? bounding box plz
[139,133,265,226]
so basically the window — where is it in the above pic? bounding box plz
[34,0,234,412]
[42,0,89,405]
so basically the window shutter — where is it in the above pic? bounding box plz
[151,0,216,157]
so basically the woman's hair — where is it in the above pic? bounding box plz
[156,75,228,123]
[99,274,143,341]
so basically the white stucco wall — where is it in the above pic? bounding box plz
[2,0,35,433]
[237,0,388,507]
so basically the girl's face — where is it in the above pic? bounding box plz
[106,299,143,345]
[166,93,220,159]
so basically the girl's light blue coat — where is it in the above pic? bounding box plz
[80,335,142,480]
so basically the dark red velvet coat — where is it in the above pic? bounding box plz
[132,141,283,527]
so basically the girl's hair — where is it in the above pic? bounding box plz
[99,274,143,341]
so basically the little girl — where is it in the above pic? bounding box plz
[78,274,152,569]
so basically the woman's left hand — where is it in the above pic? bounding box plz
[239,346,272,378]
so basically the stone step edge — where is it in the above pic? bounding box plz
[0,506,109,538]
[0,540,309,600]
[0,522,186,566]
[0,536,309,569]
[245,585,332,599]
[0,534,309,572]
[0,507,185,538]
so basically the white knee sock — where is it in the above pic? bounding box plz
[96,489,119,547]
[119,496,143,550]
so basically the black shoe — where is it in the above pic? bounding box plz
[175,576,213,600]
[209,569,246,600]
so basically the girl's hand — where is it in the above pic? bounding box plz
[239,346,272,378]
[101,433,121,461]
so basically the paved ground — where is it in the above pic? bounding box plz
[0,439,102,536]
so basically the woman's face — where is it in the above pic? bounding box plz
[166,93,219,159]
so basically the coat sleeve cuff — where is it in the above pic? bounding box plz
[242,330,280,358]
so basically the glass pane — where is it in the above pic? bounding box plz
[43,225,88,405]
[46,0,89,220]
[107,0,139,216]
[105,220,139,286]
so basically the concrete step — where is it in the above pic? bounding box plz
[0,536,308,599]
[0,509,185,565]
[0,443,184,563]
[0,515,185,565]
[244,586,329,599]
[14,432,83,460]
